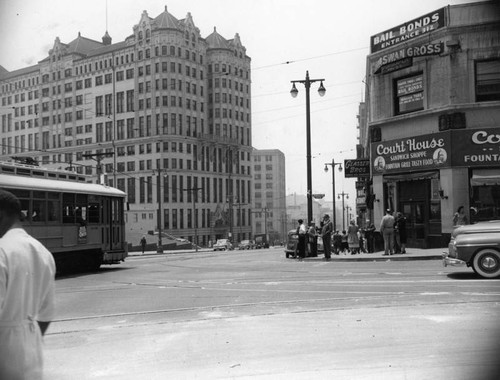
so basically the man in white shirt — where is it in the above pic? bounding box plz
[0,189,56,379]
[296,219,307,259]
[380,209,396,256]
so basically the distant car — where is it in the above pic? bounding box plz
[213,239,233,251]
[238,240,255,250]
[443,220,500,278]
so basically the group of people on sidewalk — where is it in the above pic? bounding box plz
[294,215,380,260]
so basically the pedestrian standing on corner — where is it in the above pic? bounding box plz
[452,206,468,226]
[140,235,147,255]
[321,215,333,260]
[395,212,407,254]
[340,230,349,254]
[296,219,307,260]
[333,230,342,255]
[347,220,360,254]
[0,189,56,380]
[364,223,376,253]
[307,221,317,257]
[380,209,396,256]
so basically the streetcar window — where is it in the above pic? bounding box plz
[76,194,88,226]
[32,199,46,222]
[63,193,75,223]
[47,192,61,222]
[89,195,101,224]
[8,189,30,198]
[19,199,30,222]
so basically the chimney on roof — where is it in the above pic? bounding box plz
[102,31,112,45]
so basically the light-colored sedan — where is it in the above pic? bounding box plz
[443,220,500,278]
[213,239,233,251]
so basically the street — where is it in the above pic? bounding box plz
[44,248,500,380]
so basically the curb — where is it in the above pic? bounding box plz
[289,254,443,262]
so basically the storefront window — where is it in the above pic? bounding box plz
[470,169,500,222]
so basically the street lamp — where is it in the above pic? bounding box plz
[324,160,342,231]
[338,191,349,231]
[290,71,326,224]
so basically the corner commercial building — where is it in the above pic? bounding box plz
[363,1,500,248]
[0,7,253,246]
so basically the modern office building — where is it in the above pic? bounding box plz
[0,6,253,246]
[251,149,287,244]
[363,1,500,248]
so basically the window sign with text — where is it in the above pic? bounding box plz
[396,74,423,114]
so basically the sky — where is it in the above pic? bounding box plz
[0,0,482,210]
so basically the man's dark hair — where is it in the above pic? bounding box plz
[298,219,303,224]
[0,189,22,217]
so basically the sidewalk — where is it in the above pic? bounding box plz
[128,246,445,261]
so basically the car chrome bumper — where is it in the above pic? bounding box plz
[442,252,466,267]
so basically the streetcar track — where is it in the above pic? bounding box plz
[48,297,500,334]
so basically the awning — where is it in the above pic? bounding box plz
[384,171,439,182]
[471,169,500,186]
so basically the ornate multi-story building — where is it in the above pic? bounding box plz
[0,6,253,247]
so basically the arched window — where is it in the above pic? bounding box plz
[138,31,143,39]
[146,29,150,39]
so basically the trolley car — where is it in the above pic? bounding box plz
[0,162,127,271]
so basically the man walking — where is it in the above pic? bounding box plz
[380,209,395,255]
[0,189,56,379]
[321,214,333,260]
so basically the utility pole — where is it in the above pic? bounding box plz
[82,152,114,184]
[184,187,202,252]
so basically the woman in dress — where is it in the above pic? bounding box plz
[347,220,360,254]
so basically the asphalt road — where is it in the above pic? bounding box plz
[44,248,500,380]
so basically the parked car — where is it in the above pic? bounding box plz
[284,229,298,258]
[443,220,500,278]
[213,239,233,251]
[238,240,255,250]
[284,229,326,258]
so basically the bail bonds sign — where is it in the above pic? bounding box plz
[370,7,446,53]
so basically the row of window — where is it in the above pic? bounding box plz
[114,175,251,206]
[393,59,500,116]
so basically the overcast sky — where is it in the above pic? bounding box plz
[0,0,481,208]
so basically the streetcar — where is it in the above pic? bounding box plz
[0,161,127,271]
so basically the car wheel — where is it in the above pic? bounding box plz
[472,249,500,279]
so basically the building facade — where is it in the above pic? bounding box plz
[251,149,287,243]
[0,7,253,246]
[363,1,500,248]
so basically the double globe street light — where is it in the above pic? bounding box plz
[324,160,342,231]
[290,71,326,224]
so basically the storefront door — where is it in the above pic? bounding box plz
[401,201,426,248]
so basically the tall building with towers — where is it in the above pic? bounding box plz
[0,6,253,246]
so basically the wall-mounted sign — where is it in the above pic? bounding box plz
[450,128,500,167]
[371,128,500,175]
[370,7,446,53]
[376,57,413,75]
[344,159,370,178]
[371,132,451,174]
[373,42,444,74]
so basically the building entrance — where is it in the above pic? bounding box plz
[401,201,426,248]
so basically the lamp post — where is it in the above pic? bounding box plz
[290,71,326,223]
[324,160,342,231]
[337,191,349,231]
